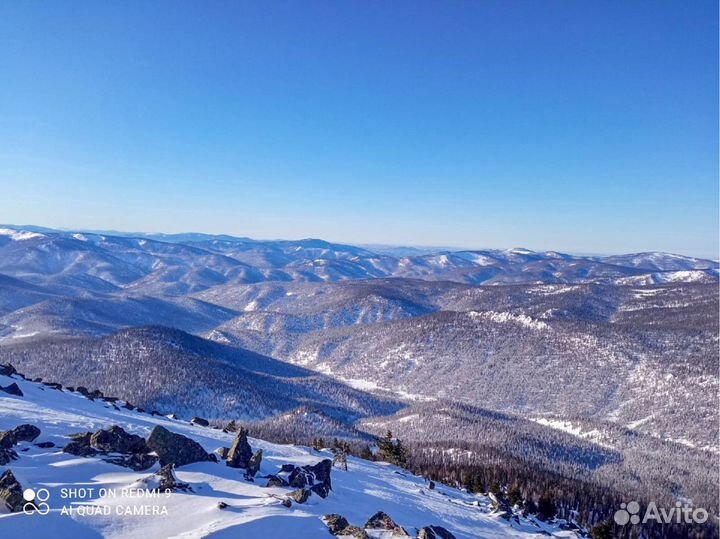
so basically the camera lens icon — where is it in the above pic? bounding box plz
[22,488,50,515]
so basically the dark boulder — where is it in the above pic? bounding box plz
[35,441,55,449]
[146,426,211,467]
[417,526,456,539]
[217,501,228,510]
[304,458,332,488]
[91,426,148,454]
[310,482,331,499]
[0,470,25,513]
[0,383,23,397]
[279,463,296,473]
[226,427,253,469]
[191,417,209,427]
[280,498,292,508]
[11,424,41,443]
[324,514,350,534]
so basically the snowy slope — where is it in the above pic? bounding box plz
[0,371,578,539]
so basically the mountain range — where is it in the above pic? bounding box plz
[0,224,717,527]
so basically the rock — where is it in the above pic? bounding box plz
[288,467,313,488]
[146,426,211,467]
[427,480,435,490]
[191,417,209,427]
[279,463,296,473]
[0,470,25,513]
[108,452,158,471]
[217,501,228,510]
[11,424,41,443]
[265,475,288,488]
[304,458,332,488]
[0,432,15,449]
[289,488,311,504]
[364,511,408,536]
[226,427,253,469]
[340,526,370,539]
[417,526,456,539]
[91,425,149,454]
[280,498,292,508]
[44,382,63,390]
[0,448,18,465]
[0,383,23,397]
[310,482,331,498]
[215,447,230,460]
[0,364,17,377]
[324,514,350,534]
[63,432,97,457]
[153,463,191,492]
[246,449,262,478]
[35,442,55,449]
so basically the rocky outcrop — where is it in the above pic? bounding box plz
[64,426,158,470]
[0,470,25,513]
[364,511,409,536]
[191,417,209,427]
[417,526,456,539]
[226,427,253,469]
[91,425,148,454]
[147,426,212,467]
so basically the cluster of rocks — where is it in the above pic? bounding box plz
[263,458,333,505]
[0,424,42,464]
[62,424,216,471]
[322,512,456,539]
[64,425,158,471]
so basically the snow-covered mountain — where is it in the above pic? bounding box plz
[0,367,581,539]
[0,226,716,298]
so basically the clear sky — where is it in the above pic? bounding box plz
[0,1,717,257]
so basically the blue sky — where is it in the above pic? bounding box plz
[0,1,717,257]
